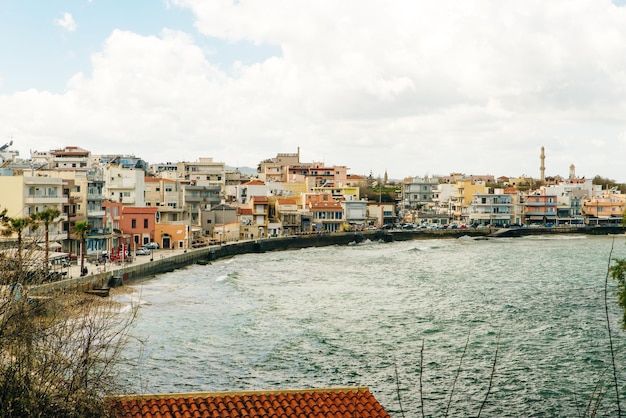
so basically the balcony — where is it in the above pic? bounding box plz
[87,193,105,201]
[184,195,206,202]
[87,209,106,218]
[523,201,556,207]
[524,210,557,216]
[25,194,67,204]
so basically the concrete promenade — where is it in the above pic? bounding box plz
[31,225,626,296]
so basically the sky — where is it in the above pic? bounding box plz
[2,1,626,182]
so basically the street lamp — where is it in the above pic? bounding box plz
[222,200,226,244]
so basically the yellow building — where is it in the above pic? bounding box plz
[0,174,67,243]
[451,180,488,221]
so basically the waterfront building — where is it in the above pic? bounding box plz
[342,199,368,229]
[309,198,344,232]
[200,203,237,242]
[582,189,626,226]
[522,190,558,224]
[238,207,256,240]
[0,174,66,244]
[432,183,456,220]
[183,183,221,225]
[402,176,439,211]
[45,168,107,254]
[118,206,159,250]
[542,180,594,225]
[17,146,108,255]
[450,180,488,223]
[468,189,519,227]
[275,197,302,236]
[249,196,269,237]
[102,202,159,255]
[367,201,396,227]
[154,222,190,250]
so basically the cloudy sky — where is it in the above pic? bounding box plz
[2,0,626,182]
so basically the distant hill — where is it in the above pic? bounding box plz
[226,166,257,176]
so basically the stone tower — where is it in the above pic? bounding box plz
[569,163,575,180]
[539,147,546,182]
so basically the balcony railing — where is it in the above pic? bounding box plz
[524,210,557,216]
[87,210,106,218]
[87,193,105,201]
[523,202,556,207]
[25,195,67,204]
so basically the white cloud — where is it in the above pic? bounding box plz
[55,12,77,32]
[3,0,626,181]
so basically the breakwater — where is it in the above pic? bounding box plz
[32,226,625,295]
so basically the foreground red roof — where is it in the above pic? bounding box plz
[110,387,390,418]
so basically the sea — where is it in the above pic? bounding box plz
[115,233,626,417]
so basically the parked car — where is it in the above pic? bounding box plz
[136,248,151,255]
[142,242,159,249]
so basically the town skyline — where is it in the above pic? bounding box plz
[1,141,622,186]
[2,1,626,182]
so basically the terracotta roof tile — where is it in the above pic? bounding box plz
[111,387,389,418]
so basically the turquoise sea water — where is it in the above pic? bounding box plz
[117,234,626,417]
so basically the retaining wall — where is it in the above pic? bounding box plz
[31,226,625,295]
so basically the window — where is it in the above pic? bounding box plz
[144,219,148,228]
[131,219,137,228]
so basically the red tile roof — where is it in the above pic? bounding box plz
[310,201,343,210]
[110,387,389,418]
[277,198,297,205]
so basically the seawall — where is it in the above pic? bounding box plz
[31,226,625,295]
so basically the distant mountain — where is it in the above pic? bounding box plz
[226,165,257,176]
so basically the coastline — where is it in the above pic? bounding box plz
[32,225,626,295]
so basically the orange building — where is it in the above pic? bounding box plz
[103,202,158,250]
[522,191,558,224]
[154,223,190,250]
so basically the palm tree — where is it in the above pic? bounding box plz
[0,211,38,282]
[73,221,92,276]
[32,208,62,277]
